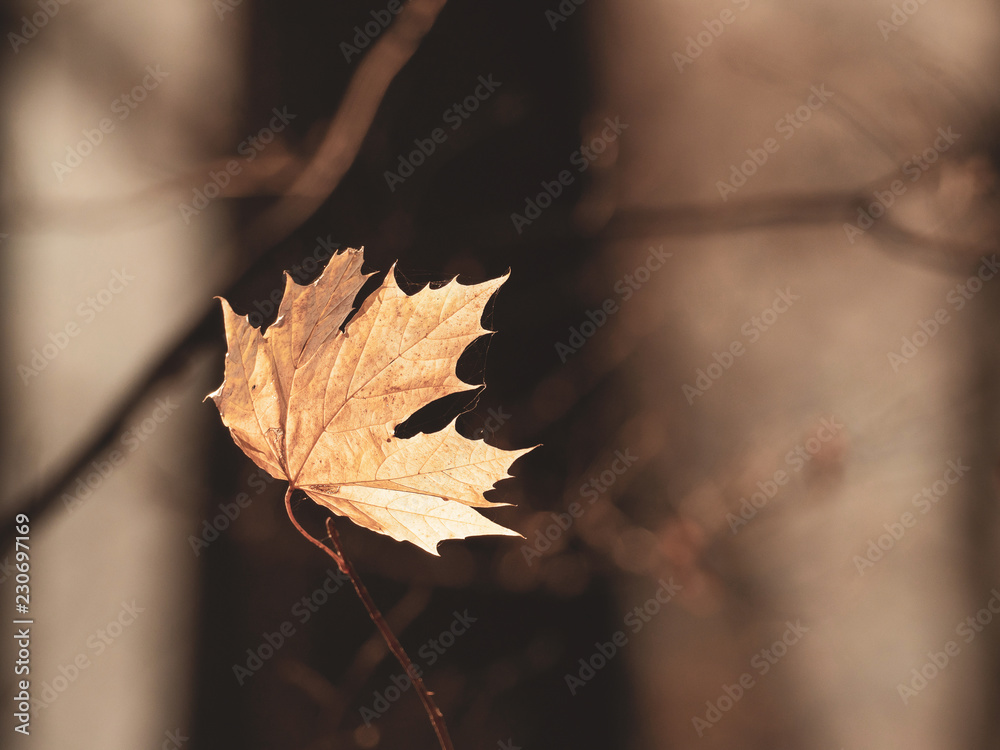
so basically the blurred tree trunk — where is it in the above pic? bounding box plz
[589,1,1000,748]
[0,2,241,747]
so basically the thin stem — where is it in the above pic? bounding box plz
[283,487,455,750]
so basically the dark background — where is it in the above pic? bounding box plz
[194,2,627,748]
[8,1,997,748]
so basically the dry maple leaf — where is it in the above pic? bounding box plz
[207,247,530,554]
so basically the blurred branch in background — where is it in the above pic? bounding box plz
[0,0,449,555]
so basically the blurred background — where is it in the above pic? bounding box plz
[2,0,1000,749]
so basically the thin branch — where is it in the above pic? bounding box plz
[247,0,450,254]
[0,0,451,552]
[11,0,981,552]
[283,488,455,750]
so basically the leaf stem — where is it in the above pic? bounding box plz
[283,487,456,750]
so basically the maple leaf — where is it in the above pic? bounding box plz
[207,248,530,554]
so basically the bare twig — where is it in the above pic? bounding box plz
[283,488,455,750]
[247,0,450,253]
[0,0,450,551]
